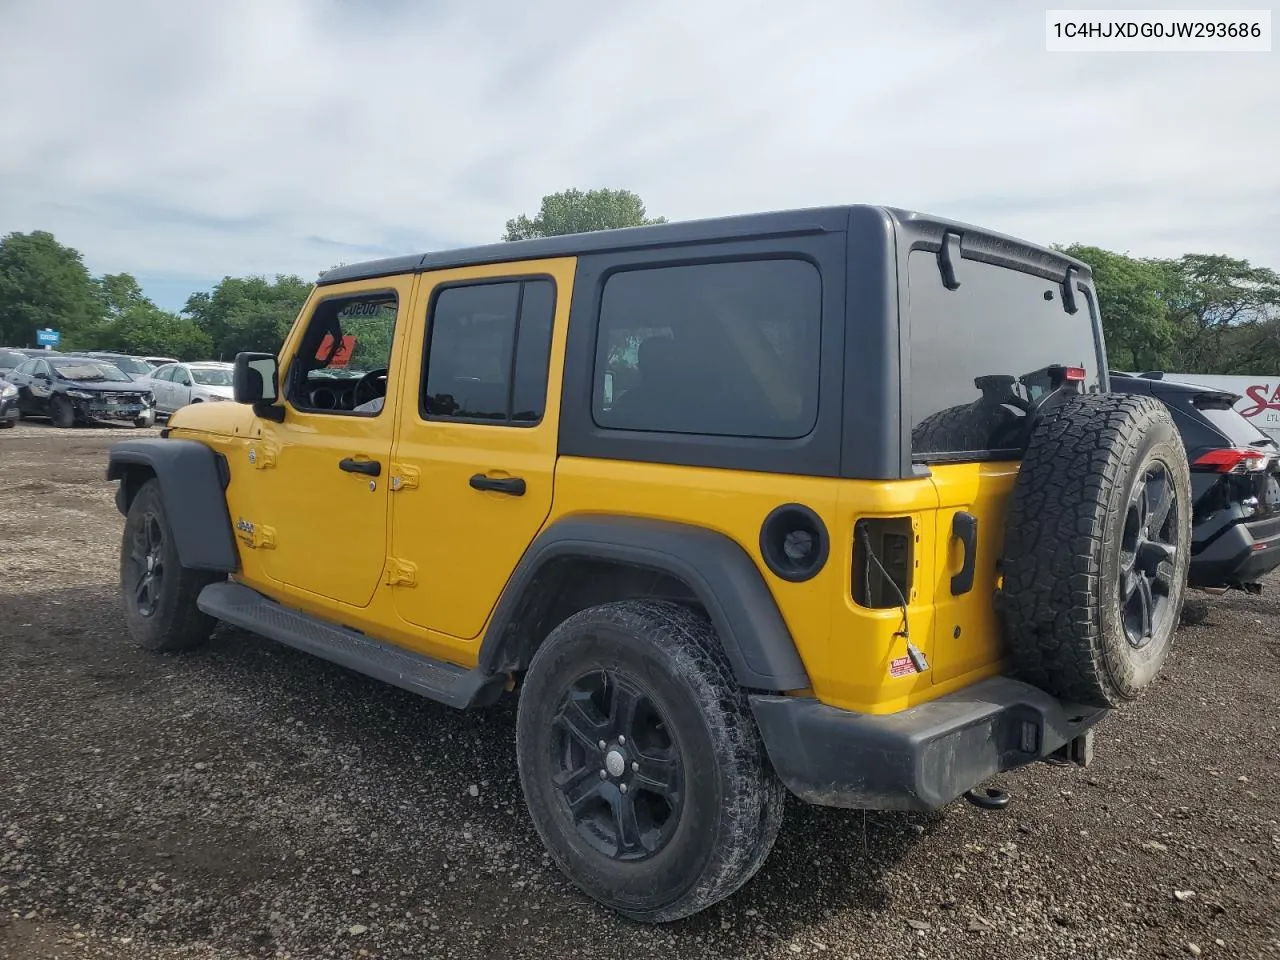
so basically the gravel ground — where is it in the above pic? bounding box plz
[1,420,1278,960]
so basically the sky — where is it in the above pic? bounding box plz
[0,0,1276,312]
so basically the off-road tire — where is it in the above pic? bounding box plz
[1000,394,1191,707]
[1179,597,1210,627]
[912,400,1021,456]
[50,396,76,428]
[516,600,786,922]
[120,478,223,652]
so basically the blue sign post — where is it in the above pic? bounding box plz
[36,328,60,349]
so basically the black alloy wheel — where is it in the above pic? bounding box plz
[549,668,684,862]
[1120,461,1180,649]
[127,509,166,618]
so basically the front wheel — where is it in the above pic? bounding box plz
[120,478,223,651]
[134,409,156,428]
[50,395,76,428]
[516,600,785,923]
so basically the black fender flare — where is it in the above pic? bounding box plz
[478,515,811,691]
[106,439,238,573]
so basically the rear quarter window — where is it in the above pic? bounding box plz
[593,258,822,439]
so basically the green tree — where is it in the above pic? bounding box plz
[184,275,313,359]
[0,231,103,347]
[62,271,212,360]
[1059,244,1175,371]
[1158,254,1280,373]
[502,188,666,241]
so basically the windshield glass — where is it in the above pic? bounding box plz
[191,367,233,386]
[107,357,153,376]
[53,361,128,382]
[908,250,1103,461]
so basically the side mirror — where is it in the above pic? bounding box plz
[233,352,285,422]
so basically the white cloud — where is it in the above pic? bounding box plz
[0,0,1276,309]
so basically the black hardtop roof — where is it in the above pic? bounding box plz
[317,204,1093,287]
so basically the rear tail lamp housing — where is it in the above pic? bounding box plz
[1192,448,1270,474]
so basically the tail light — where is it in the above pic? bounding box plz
[1192,448,1270,474]
[853,517,914,608]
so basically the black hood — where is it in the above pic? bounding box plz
[61,377,138,391]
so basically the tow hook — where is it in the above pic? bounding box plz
[964,787,1011,810]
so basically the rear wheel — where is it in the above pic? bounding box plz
[50,396,75,428]
[516,600,785,922]
[133,409,156,428]
[1000,394,1191,707]
[120,479,223,651]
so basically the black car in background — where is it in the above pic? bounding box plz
[0,375,17,427]
[1111,372,1280,618]
[1,347,59,378]
[0,348,29,379]
[5,354,155,428]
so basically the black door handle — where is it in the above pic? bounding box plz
[469,474,525,496]
[339,458,381,477]
[950,511,978,595]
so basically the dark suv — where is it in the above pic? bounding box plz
[1111,372,1280,602]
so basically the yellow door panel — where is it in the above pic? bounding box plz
[389,258,574,640]
[249,273,417,608]
[928,461,1019,684]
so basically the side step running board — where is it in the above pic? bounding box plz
[197,581,505,709]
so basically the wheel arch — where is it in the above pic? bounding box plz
[107,439,238,573]
[478,516,811,692]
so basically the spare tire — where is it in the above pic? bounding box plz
[913,399,1027,457]
[999,393,1191,708]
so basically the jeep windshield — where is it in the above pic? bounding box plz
[907,250,1103,462]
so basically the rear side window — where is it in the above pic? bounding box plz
[1194,399,1272,447]
[422,278,556,424]
[593,258,822,438]
[908,250,1102,461]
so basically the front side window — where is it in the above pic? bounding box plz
[593,258,822,439]
[14,359,37,376]
[908,250,1103,461]
[287,291,399,415]
[422,278,556,424]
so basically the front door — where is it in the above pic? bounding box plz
[388,258,573,640]
[149,366,174,413]
[170,366,193,411]
[249,275,415,608]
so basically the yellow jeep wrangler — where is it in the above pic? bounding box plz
[107,206,1191,922]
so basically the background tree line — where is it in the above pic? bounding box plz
[2,189,1277,373]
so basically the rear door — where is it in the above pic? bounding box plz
[904,246,1105,685]
[150,365,174,412]
[388,258,572,641]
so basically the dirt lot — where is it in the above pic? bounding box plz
[1,421,1278,960]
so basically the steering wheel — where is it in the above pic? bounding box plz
[352,368,388,408]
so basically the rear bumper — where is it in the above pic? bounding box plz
[1189,512,1280,588]
[750,676,1106,812]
